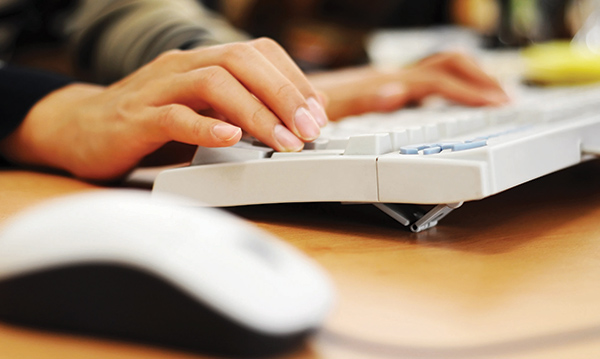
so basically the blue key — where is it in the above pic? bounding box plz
[400,144,431,155]
[423,146,442,155]
[451,140,487,151]
[431,141,461,150]
[400,147,419,155]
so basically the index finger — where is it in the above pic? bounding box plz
[249,38,329,125]
[180,39,329,128]
[418,52,507,93]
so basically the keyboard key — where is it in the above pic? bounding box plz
[432,141,461,150]
[325,138,350,150]
[450,140,487,151]
[423,124,440,142]
[304,138,330,150]
[407,127,425,144]
[192,142,273,165]
[423,146,442,155]
[344,133,393,155]
[389,130,409,150]
[439,119,459,138]
[400,144,431,155]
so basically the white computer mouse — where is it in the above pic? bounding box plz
[0,190,334,357]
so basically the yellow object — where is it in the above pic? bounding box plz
[521,40,600,85]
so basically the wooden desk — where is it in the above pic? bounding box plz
[1,161,600,359]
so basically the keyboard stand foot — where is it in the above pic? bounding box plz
[373,202,463,232]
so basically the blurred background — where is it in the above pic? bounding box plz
[4,0,600,79]
[203,0,599,71]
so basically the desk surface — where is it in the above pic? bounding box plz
[1,161,600,359]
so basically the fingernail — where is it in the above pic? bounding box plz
[274,124,304,151]
[212,123,242,141]
[294,107,320,140]
[307,97,328,127]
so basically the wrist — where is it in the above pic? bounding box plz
[0,83,105,172]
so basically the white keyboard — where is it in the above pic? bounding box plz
[153,83,600,231]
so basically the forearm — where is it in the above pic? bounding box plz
[65,0,249,83]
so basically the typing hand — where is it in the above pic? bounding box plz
[0,38,328,180]
[308,52,510,120]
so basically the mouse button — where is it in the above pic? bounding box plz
[0,209,151,271]
[0,214,181,282]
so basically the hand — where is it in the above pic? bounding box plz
[0,38,329,181]
[308,52,510,120]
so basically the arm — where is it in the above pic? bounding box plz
[0,39,328,180]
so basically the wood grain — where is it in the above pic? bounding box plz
[1,160,600,358]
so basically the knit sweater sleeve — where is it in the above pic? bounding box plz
[0,64,73,141]
[64,0,249,84]
[0,64,73,167]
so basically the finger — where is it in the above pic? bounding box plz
[201,43,323,139]
[318,80,412,120]
[315,90,330,110]
[153,66,305,151]
[151,46,325,114]
[170,42,327,136]
[150,103,242,147]
[249,37,329,125]
[419,52,509,99]
[410,72,506,107]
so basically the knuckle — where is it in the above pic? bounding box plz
[274,82,296,100]
[248,106,271,127]
[250,37,280,49]
[189,117,206,139]
[154,49,183,64]
[221,42,257,64]
[157,105,205,140]
[112,93,137,123]
[157,104,181,129]
[197,66,230,90]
